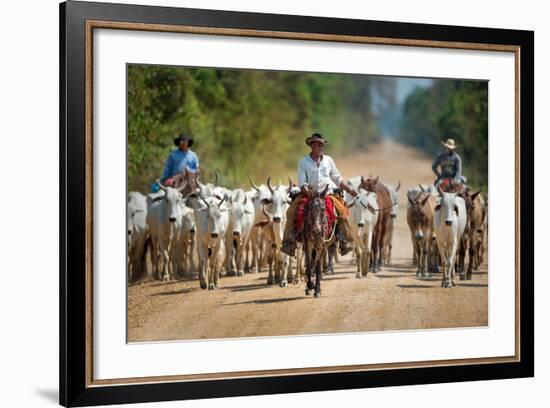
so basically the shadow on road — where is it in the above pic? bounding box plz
[224,283,269,292]
[373,274,407,279]
[457,283,488,288]
[397,284,433,289]
[224,296,305,306]
[152,288,196,296]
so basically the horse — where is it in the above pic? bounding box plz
[302,185,337,298]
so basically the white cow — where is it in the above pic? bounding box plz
[146,184,186,281]
[188,188,229,290]
[172,203,196,278]
[260,177,292,287]
[127,191,148,282]
[381,181,400,266]
[344,189,379,278]
[433,191,467,288]
[248,177,273,273]
[226,189,255,277]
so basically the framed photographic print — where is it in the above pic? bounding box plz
[60,0,534,406]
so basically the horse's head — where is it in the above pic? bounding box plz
[305,184,330,238]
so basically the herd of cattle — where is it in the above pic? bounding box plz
[127,175,488,292]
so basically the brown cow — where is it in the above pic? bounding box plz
[407,190,437,277]
[459,189,485,280]
[360,176,392,272]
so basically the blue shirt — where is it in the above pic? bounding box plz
[161,149,199,180]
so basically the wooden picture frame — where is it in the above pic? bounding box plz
[60,1,534,406]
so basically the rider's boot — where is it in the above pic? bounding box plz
[281,230,298,257]
[336,225,353,256]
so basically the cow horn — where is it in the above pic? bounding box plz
[156,179,167,191]
[249,176,260,192]
[374,176,379,184]
[288,176,293,191]
[196,176,205,188]
[200,196,210,208]
[267,176,274,194]
[217,195,226,208]
[418,184,425,192]
[395,181,401,192]
[214,171,220,186]
[421,194,431,206]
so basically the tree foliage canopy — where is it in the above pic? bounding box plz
[127,65,392,191]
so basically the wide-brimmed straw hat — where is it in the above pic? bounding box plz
[305,133,328,146]
[173,133,194,148]
[441,138,457,150]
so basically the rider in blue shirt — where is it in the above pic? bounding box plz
[160,133,199,184]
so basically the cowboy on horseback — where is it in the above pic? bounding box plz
[281,133,357,257]
[431,138,467,191]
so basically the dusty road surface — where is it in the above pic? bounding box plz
[128,140,488,342]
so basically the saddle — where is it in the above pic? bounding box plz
[439,177,465,193]
[295,196,337,243]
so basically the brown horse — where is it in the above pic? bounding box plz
[303,185,336,298]
[170,169,199,197]
[360,176,393,273]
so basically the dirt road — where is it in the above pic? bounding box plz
[128,140,488,342]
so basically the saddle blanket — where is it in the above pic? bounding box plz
[295,196,337,235]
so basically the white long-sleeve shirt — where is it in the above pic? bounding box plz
[297,154,344,193]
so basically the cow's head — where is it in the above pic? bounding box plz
[360,175,379,192]
[127,193,145,243]
[155,183,185,223]
[459,189,482,215]
[435,192,460,227]
[263,176,289,223]
[346,190,377,229]
[229,189,253,237]
[249,176,272,209]
[193,191,227,241]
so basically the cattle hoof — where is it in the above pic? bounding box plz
[280,280,288,288]
[356,273,361,279]
[237,271,244,277]
[362,272,368,278]
[305,289,312,296]
[267,278,274,285]
[314,291,321,298]
[200,282,207,290]
[293,279,300,285]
